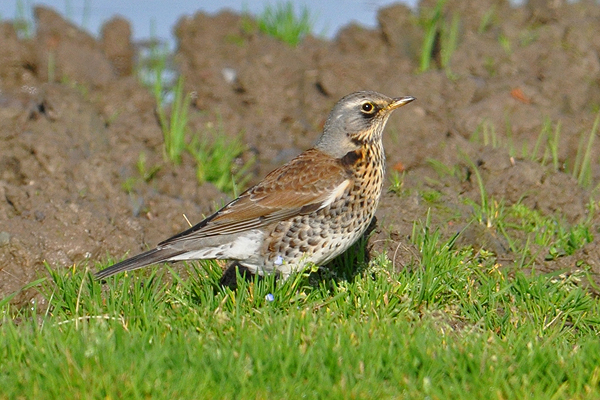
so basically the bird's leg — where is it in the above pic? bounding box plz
[219,261,257,290]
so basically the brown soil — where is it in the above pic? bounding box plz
[2,1,600,304]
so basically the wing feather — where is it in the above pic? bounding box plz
[160,149,351,247]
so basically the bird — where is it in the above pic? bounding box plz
[95,91,415,281]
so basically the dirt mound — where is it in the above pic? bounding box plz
[1,1,600,303]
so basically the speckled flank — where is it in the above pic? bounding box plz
[261,140,384,276]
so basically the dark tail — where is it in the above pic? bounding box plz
[95,248,185,280]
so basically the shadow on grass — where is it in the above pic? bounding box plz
[214,217,378,294]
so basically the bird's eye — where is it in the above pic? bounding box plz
[361,102,374,113]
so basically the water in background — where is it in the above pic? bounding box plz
[0,0,418,47]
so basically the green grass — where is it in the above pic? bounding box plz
[13,0,33,38]
[419,0,444,72]
[137,41,253,195]
[2,214,600,398]
[470,114,599,187]
[387,170,405,195]
[136,23,189,166]
[440,12,460,70]
[573,112,600,188]
[419,0,461,72]
[426,152,594,266]
[135,151,162,183]
[478,5,496,33]
[507,202,594,261]
[188,117,254,195]
[255,1,314,46]
[470,118,500,148]
[498,34,512,54]
[158,76,191,165]
[463,155,508,230]
[531,117,561,170]
[121,152,162,200]
[461,154,594,260]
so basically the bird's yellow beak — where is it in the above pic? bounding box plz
[387,96,416,110]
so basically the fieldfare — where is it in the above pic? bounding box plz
[95,91,415,280]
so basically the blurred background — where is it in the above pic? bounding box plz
[0,0,420,47]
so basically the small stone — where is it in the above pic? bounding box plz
[222,67,237,84]
[0,231,10,246]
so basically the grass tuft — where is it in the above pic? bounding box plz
[478,5,496,33]
[469,115,600,188]
[136,40,253,195]
[388,170,406,195]
[531,116,562,170]
[573,112,600,188]
[256,1,314,46]
[188,118,254,195]
[158,76,191,165]
[419,0,460,72]
[14,0,33,38]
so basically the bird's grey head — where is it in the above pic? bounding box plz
[315,91,415,158]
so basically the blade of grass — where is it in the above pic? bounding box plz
[574,112,600,187]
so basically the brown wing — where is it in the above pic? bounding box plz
[159,148,351,245]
